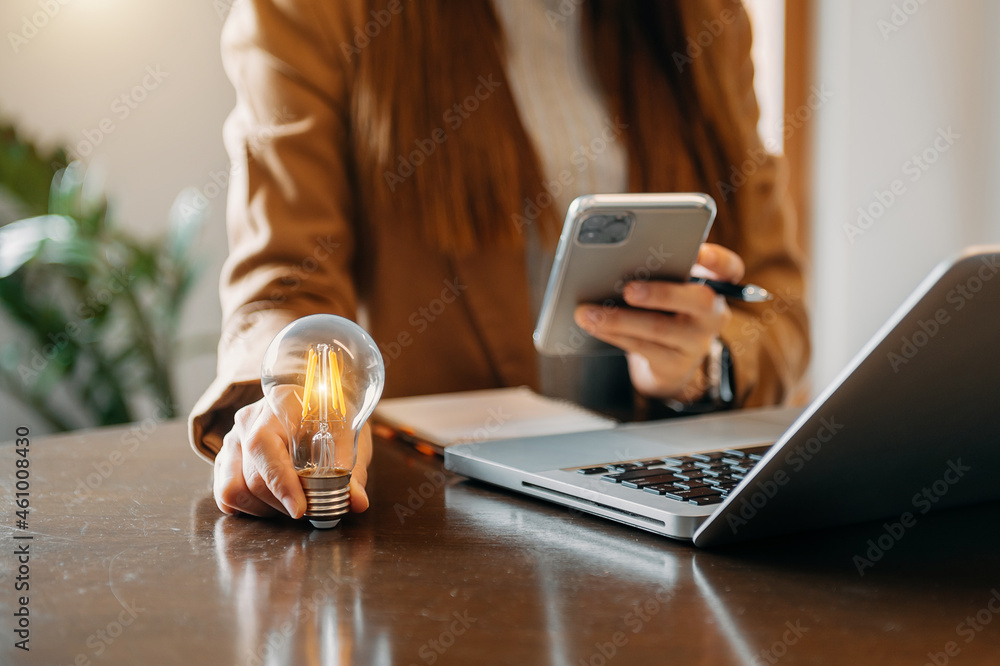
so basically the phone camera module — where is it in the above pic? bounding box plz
[577,213,633,245]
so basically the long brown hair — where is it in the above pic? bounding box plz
[351,0,756,255]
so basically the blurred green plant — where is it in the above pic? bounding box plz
[0,119,206,431]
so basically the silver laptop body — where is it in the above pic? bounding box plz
[444,247,1000,547]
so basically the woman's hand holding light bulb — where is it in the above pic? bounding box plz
[213,315,384,528]
[213,397,373,519]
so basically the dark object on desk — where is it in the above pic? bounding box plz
[446,246,1000,546]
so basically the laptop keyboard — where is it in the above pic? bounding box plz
[570,444,773,507]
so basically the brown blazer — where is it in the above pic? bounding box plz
[188,0,810,462]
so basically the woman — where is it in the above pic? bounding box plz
[190,0,810,521]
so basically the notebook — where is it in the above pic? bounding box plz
[373,386,616,453]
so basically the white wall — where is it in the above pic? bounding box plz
[809,0,1000,390]
[743,0,786,151]
[0,0,234,432]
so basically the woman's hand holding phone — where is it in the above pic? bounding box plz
[573,243,745,403]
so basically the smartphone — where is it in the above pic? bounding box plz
[533,193,716,357]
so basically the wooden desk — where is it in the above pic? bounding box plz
[2,421,999,665]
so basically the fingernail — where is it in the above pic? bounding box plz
[282,496,300,518]
[582,307,604,327]
[353,487,369,513]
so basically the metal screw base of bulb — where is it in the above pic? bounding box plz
[299,473,350,529]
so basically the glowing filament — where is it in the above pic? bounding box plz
[301,343,347,424]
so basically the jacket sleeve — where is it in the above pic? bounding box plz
[188,0,361,462]
[716,1,811,407]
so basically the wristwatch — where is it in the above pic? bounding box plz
[661,338,735,415]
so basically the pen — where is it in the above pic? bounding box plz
[689,277,774,302]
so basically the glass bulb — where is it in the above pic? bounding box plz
[261,315,385,529]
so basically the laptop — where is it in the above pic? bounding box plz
[444,247,1000,546]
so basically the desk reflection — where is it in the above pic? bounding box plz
[188,497,388,666]
[443,474,1000,665]
[443,483,751,665]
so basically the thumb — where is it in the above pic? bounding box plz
[349,468,369,513]
[349,423,373,513]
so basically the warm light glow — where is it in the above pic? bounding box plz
[301,344,347,424]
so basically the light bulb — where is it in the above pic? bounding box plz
[261,315,385,529]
